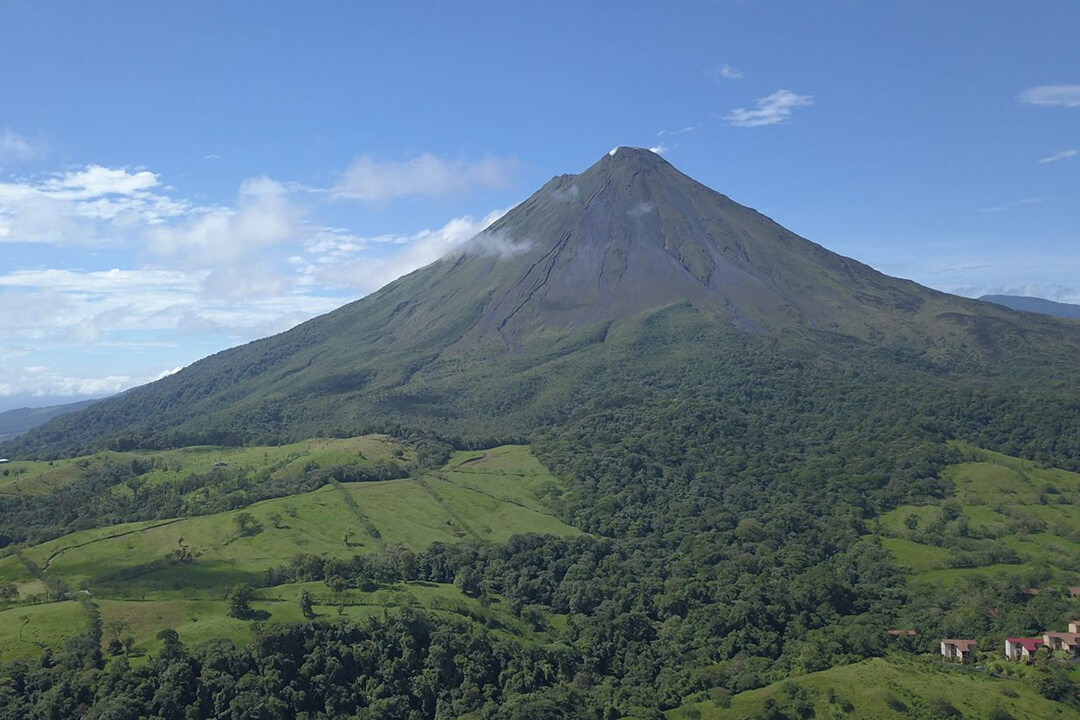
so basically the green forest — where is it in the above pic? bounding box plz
[0,331,1078,719]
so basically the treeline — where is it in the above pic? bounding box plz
[0,608,609,720]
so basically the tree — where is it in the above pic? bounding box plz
[233,512,262,537]
[299,589,315,619]
[0,581,17,602]
[228,584,256,619]
[106,618,130,645]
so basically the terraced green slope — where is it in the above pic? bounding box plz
[0,443,577,662]
[876,443,1080,588]
[666,656,1077,720]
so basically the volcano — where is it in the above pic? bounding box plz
[7,148,1079,456]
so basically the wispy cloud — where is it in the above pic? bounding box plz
[333,153,515,201]
[648,143,673,155]
[0,365,160,400]
[0,129,45,162]
[977,197,1044,213]
[1017,85,1080,108]
[726,89,813,127]
[658,125,696,137]
[1,149,519,400]
[313,209,508,293]
[707,64,743,81]
[1038,149,1077,164]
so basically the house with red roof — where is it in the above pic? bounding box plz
[1004,636,1045,661]
[940,639,977,662]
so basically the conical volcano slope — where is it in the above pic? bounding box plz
[7,148,1079,455]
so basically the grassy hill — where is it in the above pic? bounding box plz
[0,442,577,663]
[876,443,1080,589]
[666,656,1078,720]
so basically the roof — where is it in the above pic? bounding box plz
[1044,632,1080,643]
[1006,637,1045,652]
[1068,587,1080,597]
[942,639,977,651]
[888,629,917,636]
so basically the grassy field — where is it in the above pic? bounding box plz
[666,656,1078,720]
[0,453,111,496]
[0,441,576,658]
[0,434,414,498]
[875,444,1080,589]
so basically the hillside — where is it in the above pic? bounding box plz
[667,656,1077,720]
[0,441,576,662]
[6,148,1080,458]
[980,294,1080,319]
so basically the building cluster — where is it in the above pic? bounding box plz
[939,621,1080,663]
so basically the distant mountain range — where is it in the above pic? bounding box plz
[0,399,98,443]
[979,294,1080,319]
[6,147,1080,457]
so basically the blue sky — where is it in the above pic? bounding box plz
[0,0,1078,409]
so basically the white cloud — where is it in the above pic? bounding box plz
[333,153,515,201]
[1038,149,1077,164]
[0,165,190,244]
[726,90,813,127]
[0,153,518,400]
[315,209,508,292]
[0,266,341,353]
[707,64,743,81]
[41,165,159,198]
[1017,85,1080,108]
[550,184,580,203]
[0,129,45,162]
[0,366,151,399]
[648,143,673,155]
[145,176,304,268]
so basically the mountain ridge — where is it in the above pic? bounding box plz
[979,294,1080,319]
